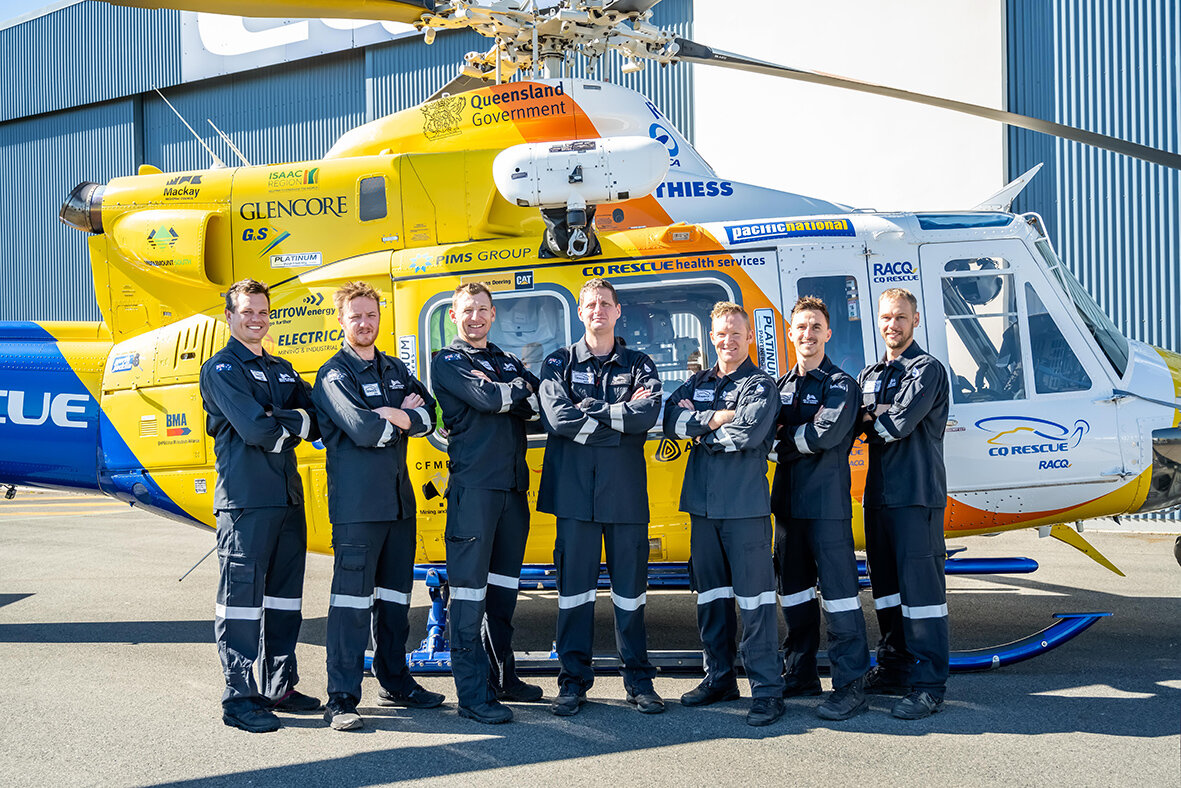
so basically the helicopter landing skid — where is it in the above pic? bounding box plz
[360,564,1108,676]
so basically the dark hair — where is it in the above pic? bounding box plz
[578,278,618,306]
[791,295,830,327]
[224,278,270,313]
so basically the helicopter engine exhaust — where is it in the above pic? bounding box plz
[492,136,669,259]
[59,181,105,233]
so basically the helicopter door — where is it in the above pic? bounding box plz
[777,244,876,376]
[919,240,1124,499]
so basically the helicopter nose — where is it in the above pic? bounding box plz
[1137,426,1181,513]
[59,181,105,233]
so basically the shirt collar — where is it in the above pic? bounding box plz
[706,356,755,382]
[340,341,387,374]
[227,336,268,363]
[450,338,502,356]
[788,355,834,383]
[879,340,926,365]
[573,336,620,364]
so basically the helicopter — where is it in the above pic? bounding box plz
[4,0,1180,672]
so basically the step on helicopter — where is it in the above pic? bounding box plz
[5,0,1181,673]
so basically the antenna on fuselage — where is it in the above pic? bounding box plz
[206,119,251,167]
[152,87,226,169]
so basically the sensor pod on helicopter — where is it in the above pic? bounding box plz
[492,136,669,258]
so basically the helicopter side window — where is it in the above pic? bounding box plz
[1026,283,1092,394]
[796,275,865,377]
[426,291,569,372]
[941,259,1026,403]
[614,280,733,392]
[359,176,387,222]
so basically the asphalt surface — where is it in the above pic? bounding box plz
[1,491,1178,787]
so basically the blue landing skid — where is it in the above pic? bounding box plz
[360,560,1103,676]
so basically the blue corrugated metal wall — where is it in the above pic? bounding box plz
[1008,0,1181,352]
[1008,0,1181,519]
[0,99,136,321]
[0,0,695,322]
[0,3,181,123]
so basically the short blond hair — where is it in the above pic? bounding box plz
[452,282,493,309]
[334,281,381,314]
[710,301,749,326]
[879,288,918,313]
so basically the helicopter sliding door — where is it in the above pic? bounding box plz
[918,240,1125,512]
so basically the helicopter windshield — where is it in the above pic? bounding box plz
[1035,239,1129,377]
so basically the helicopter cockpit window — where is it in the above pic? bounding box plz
[1034,239,1129,377]
[359,176,387,222]
[1026,283,1092,394]
[941,259,1026,403]
[426,291,569,372]
[614,280,732,391]
[796,275,865,376]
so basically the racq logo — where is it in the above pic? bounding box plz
[872,260,919,283]
[975,416,1090,459]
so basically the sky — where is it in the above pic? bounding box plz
[1,0,60,27]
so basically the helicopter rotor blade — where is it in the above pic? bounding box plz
[672,38,1181,172]
[99,0,436,23]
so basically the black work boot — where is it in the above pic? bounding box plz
[781,673,823,698]
[864,666,909,696]
[746,696,786,727]
[891,690,944,720]
[680,680,740,707]
[816,676,869,721]
[324,696,364,731]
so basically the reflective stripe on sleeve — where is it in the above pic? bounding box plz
[873,418,897,442]
[295,408,310,440]
[874,593,902,610]
[821,595,862,614]
[793,424,813,455]
[778,587,817,608]
[736,590,777,610]
[902,603,948,619]
[497,383,513,413]
[375,587,411,605]
[557,589,597,609]
[410,407,431,435]
[215,603,263,621]
[270,427,291,453]
[263,595,301,611]
[451,585,487,602]
[768,440,779,463]
[329,593,372,610]
[716,425,739,452]
[696,586,734,605]
[610,590,647,611]
[674,409,691,439]
[525,393,540,421]
[375,420,395,448]
[487,572,519,590]
[609,402,625,433]
[572,418,598,445]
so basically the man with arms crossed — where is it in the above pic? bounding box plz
[857,288,950,719]
[200,278,320,733]
[431,282,546,725]
[313,281,443,730]
[664,301,786,726]
[539,279,664,717]
[771,296,870,720]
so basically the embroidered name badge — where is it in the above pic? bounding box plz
[863,380,881,393]
[693,388,714,402]
[363,383,381,396]
[781,392,794,405]
[611,374,632,385]
[571,370,594,385]
[250,369,267,382]
[478,359,495,371]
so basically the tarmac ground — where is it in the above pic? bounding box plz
[1,491,1178,787]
